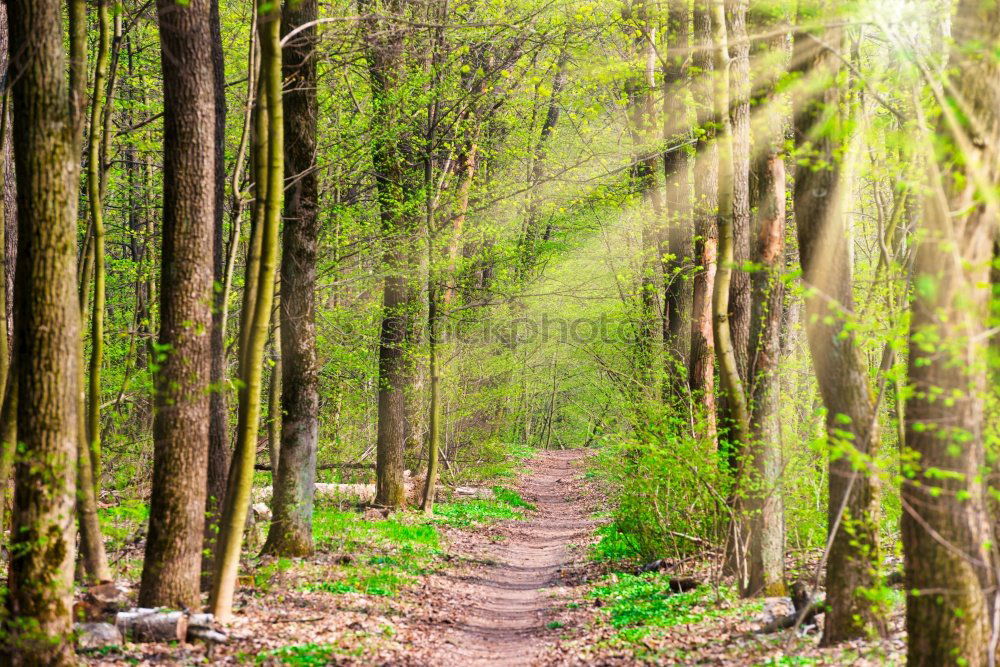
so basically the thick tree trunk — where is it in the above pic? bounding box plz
[902,1,999,663]
[688,2,718,442]
[5,1,80,662]
[139,0,217,610]
[211,0,283,620]
[791,8,884,644]
[262,0,319,557]
[743,13,790,599]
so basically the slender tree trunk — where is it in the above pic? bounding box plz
[211,0,283,620]
[688,1,718,442]
[138,0,217,610]
[262,0,319,557]
[724,0,750,385]
[662,0,692,397]
[86,0,111,500]
[205,0,230,568]
[902,1,999,663]
[5,1,80,661]
[267,317,281,483]
[521,46,570,271]
[362,0,418,509]
[791,7,884,644]
[710,0,749,448]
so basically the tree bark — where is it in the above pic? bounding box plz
[139,0,217,610]
[661,0,692,397]
[724,0,751,385]
[791,7,884,644]
[688,1,718,443]
[743,11,790,599]
[262,0,319,557]
[4,1,80,661]
[901,0,999,662]
[710,0,749,450]
[362,0,419,509]
[211,0,283,620]
[205,0,230,568]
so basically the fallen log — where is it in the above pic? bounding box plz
[116,608,188,643]
[253,482,494,504]
[187,613,227,644]
[756,583,824,634]
[76,622,122,650]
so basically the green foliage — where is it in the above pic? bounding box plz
[257,643,354,665]
[590,522,642,563]
[97,500,149,549]
[591,405,730,561]
[301,570,411,597]
[312,509,440,552]
[490,486,536,510]
[432,498,524,527]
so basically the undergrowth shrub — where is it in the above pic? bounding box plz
[592,402,730,562]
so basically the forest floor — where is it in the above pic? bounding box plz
[84,449,907,666]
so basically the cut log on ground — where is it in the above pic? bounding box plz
[253,482,494,505]
[76,622,123,650]
[116,609,188,643]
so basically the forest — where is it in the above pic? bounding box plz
[0,0,997,664]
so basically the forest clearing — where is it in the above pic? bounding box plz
[0,0,997,665]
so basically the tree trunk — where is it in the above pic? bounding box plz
[262,0,319,557]
[718,0,751,462]
[362,0,419,509]
[211,0,283,620]
[724,0,751,385]
[902,1,999,663]
[743,11,790,599]
[791,7,884,644]
[267,318,281,485]
[688,1,718,443]
[76,0,114,585]
[205,0,230,568]
[138,0,217,610]
[661,0,692,398]
[4,1,80,661]
[710,0,749,451]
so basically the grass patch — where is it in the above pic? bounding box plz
[257,642,361,665]
[432,486,534,527]
[589,572,735,638]
[300,509,442,599]
[302,569,412,597]
[491,486,536,510]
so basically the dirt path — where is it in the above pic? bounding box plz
[422,449,596,666]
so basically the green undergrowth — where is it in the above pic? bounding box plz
[97,499,149,550]
[590,521,643,563]
[255,637,380,665]
[277,486,534,598]
[431,485,535,527]
[588,572,742,642]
